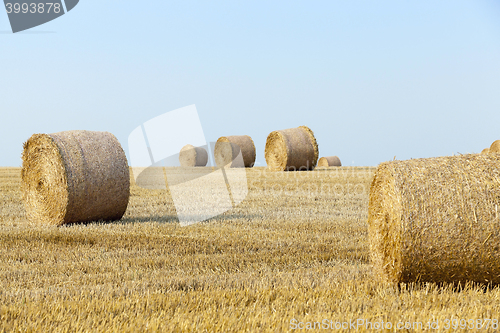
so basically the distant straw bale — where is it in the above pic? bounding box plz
[214,135,255,168]
[490,140,500,153]
[318,156,342,167]
[21,130,130,226]
[179,144,208,167]
[264,126,318,171]
[481,148,490,155]
[369,154,500,284]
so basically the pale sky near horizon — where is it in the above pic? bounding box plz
[1,1,500,167]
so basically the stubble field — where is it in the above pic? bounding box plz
[1,166,500,332]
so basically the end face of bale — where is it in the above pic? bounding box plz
[21,130,130,226]
[318,157,328,167]
[264,131,287,171]
[214,135,255,168]
[264,126,318,171]
[368,163,403,284]
[318,156,342,167]
[21,134,69,226]
[179,144,208,167]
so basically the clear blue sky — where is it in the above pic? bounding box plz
[1,0,500,166]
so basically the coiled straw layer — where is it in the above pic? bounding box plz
[21,130,130,226]
[369,153,500,284]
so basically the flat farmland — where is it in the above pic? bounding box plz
[1,167,499,332]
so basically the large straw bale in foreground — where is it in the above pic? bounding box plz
[214,135,255,168]
[265,126,318,171]
[179,144,208,167]
[21,130,130,226]
[369,154,500,284]
[318,156,341,167]
[490,140,500,153]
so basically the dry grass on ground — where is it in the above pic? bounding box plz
[1,167,500,332]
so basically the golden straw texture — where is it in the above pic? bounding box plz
[482,148,491,155]
[179,144,208,167]
[318,156,342,167]
[369,154,500,284]
[490,140,500,153]
[214,135,256,168]
[21,131,130,226]
[264,126,318,171]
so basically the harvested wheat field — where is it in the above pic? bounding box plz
[1,166,500,332]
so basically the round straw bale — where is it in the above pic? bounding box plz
[490,140,500,153]
[318,156,342,167]
[214,135,256,168]
[369,154,500,284]
[264,126,318,171]
[481,148,490,154]
[179,144,208,167]
[21,130,130,226]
